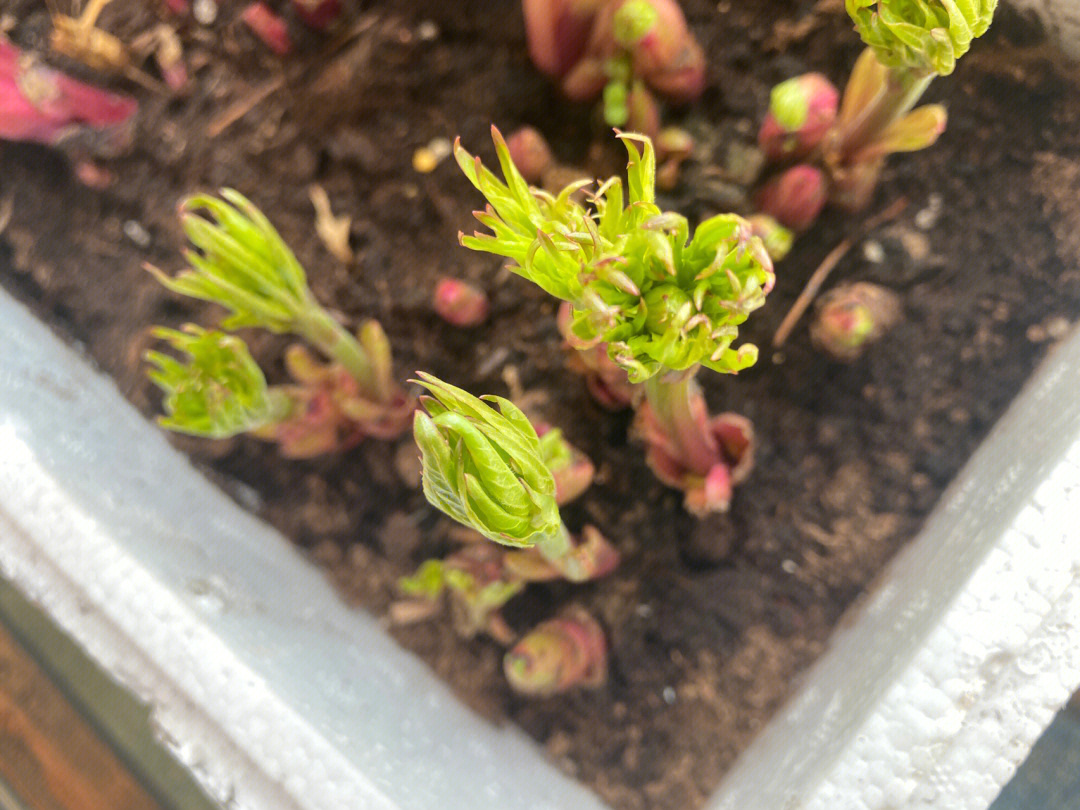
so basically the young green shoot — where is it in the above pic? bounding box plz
[146,325,289,438]
[399,546,524,643]
[147,190,413,452]
[757,0,998,225]
[403,374,617,687]
[456,127,773,515]
[523,0,705,136]
[412,373,618,580]
[504,605,607,697]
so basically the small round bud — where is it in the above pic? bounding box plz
[433,277,490,327]
[504,606,606,696]
[505,127,554,184]
[758,73,839,162]
[754,164,828,232]
[810,281,902,361]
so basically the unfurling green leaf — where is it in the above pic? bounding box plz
[456,128,774,383]
[398,559,448,600]
[411,373,561,548]
[846,0,998,75]
[856,103,947,161]
[146,325,287,438]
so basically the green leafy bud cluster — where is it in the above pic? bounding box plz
[145,325,288,438]
[456,128,774,383]
[846,0,998,76]
[412,373,561,548]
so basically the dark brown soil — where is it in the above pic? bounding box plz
[3,2,1080,808]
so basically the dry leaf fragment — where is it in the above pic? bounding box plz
[308,183,353,263]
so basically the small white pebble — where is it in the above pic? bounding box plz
[192,0,217,25]
[229,479,263,512]
[662,686,677,704]
[914,193,943,230]
[862,239,885,263]
[427,137,452,161]
[781,559,798,574]
[123,220,151,248]
[635,603,653,618]
[416,20,439,41]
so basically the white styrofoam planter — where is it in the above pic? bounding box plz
[2,9,1080,807]
[3,290,1080,810]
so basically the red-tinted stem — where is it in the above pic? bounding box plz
[836,67,933,158]
[643,369,716,477]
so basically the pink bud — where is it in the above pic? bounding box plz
[241,3,292,55]
[632,0,705,102]
[74,161,115,188]
[618,0,685,77]
[644,36,706,102]
[292,0,342,30]
[163,0,190,13]
[758,73,838,162]
[584,0,705,103]
[655,126,694,160]
[433,277,490,328]
[810,282,902,361]
[505,126,554,184]
[754,164,828,232]
[523,0,603,78]
[504,606,606,696]
[0,37,137,154]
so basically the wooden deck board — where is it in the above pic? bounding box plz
[0,621,164,810]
